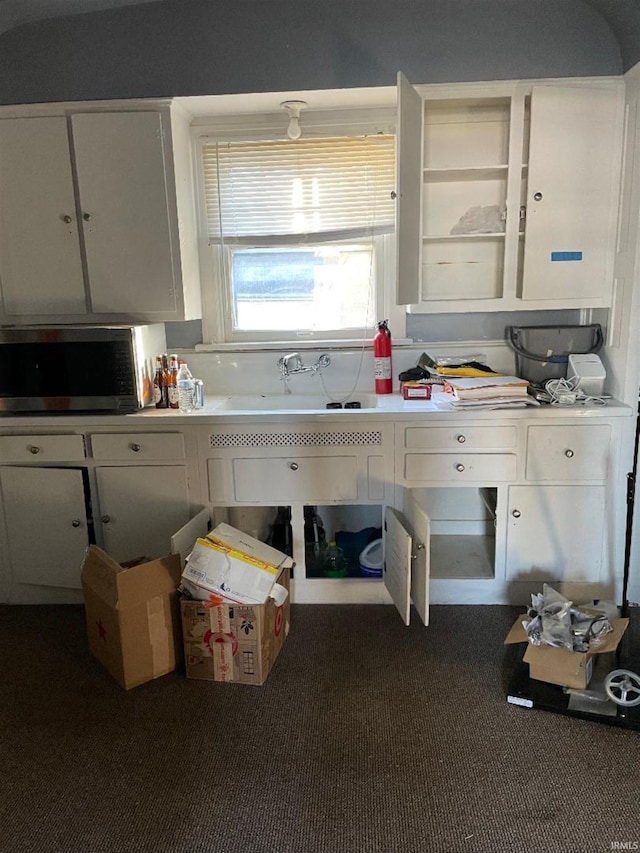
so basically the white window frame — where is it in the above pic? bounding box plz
[192,106,406,349]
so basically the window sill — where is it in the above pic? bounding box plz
[195,338,415,353]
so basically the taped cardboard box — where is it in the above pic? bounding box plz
[81,545,183,690]
[504,615,629,690]
[180,567,290,685]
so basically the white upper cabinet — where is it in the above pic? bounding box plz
[395,72,424,306]
[0,117,87,315]
[0,103,201,325]
[521,85,621,303]
[396,77,624,311]
[71,112,178,315]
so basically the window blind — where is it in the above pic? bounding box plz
[202,135,396,246]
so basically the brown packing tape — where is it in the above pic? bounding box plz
[207,604,232,634]
[212,639,236,682]
[146,595,175,677]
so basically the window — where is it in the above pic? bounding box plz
[197,120,399,345]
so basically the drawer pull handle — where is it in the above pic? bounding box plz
[130,443,141,452]
[289,462,299,471]
[72,519,82,528]
[28,445,41,455]
[456,434,466,444]
[101,515,111,524]
[512,509,521,519]
[565,449,574,458]
[456,463,465,473]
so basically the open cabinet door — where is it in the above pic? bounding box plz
[170,507,212,564]
[384,500,431,627]
[396,72,423,305]
[384,506,413,625]
[403,491,431,626]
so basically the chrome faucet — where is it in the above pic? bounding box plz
[277,352,331,392]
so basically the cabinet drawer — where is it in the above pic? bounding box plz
[231,456,358,503]
[404,453,516,483]
[404,425,516,451]
[0,434,85,462]
[525,425,610,481]
[90,432,185,461]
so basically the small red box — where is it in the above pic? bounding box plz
[401,383,432,400]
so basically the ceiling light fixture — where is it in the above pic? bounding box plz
[281,100,307,140]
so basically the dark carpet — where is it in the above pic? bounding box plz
[1,603,639,853]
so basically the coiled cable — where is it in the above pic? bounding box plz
[545,375,607,407]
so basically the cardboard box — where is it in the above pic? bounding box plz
[180,521,294,605]
[504,615,629,689]
[180,567,290,685]
[81,546,183,690]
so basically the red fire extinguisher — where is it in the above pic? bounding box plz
[374,319,393,395]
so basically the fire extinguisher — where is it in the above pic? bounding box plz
[374,320,393,395]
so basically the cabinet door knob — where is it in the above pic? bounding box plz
[390,190,397,200]
[565,449,574,458]
[129,442,141,452]
[71,519,82,528]
[289,462,299,471]
[512,509,521,518]
[456,463,465,472]
[61,214,72,223]
[456,434,466,444]
[28,445,40,455]
[533,192,543,201]
[101,515,111,524]
[83,212,92,221]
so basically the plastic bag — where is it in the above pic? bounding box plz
[450,204,505,235]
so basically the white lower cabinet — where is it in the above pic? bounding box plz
[95,465,190,563]
[0,466,90,589]
[505,484,606,583]
[0,414,621,608]
[212,501,429,627]
[0,424,195,601]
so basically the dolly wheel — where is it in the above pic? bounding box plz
[604,669,640,707]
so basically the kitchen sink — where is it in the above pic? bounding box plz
[213,393,380,412]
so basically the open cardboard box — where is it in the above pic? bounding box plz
[81,509,292,689]
[180,566,290,685]
[504,614,630,690]
[81,547,183,690]
[176,511,293,685]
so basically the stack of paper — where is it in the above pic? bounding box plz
[442,376,540,410]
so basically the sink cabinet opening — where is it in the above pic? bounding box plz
[409,486,497,579]
[303,504,383,580]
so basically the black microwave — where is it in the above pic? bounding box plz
[0,325,166,413]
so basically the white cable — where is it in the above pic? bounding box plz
[545,375,608,407]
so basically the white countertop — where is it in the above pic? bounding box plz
[0,392,632,428]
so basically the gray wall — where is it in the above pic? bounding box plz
[0,0,626,348]
[0,0,625,105]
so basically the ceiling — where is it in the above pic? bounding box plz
[1,0,640,72]
[0,0,162,33]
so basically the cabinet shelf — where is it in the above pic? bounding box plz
[423,165,508,182]
[423,232,505,241]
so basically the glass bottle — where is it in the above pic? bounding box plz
[153,355,165,408]
[322,541,348,578]
[177,362,196,414]
[167,354,179,409]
